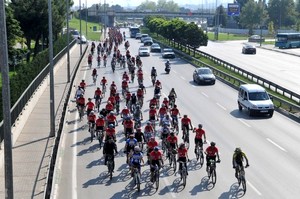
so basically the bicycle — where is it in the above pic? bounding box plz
[236,164,248,192]
[96,129,104,149]
[95,96,102,112]
[89,122,96,142]
[182,127,190,149]
[111,61,116,73]
[178,161,188,187]
[195,143,205,166]
[132,165,141,191]
[92,74,97,84]
[107,154,114,180]
[151,165,160,189]
[101,84,107,97]
[131,73,135,83]
[137,96,144,107]
[151,75,156,86]
[168,148,177,171]
[103,58,107,67]
[171,117,179,135]
[77,105,85,120]
[207,159,220,185]
[115,101,120,115]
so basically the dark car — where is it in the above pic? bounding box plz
[242,44,256,54]
[193,67,216,85]
[248,35,265,43]
[143,39,153,46]
[162,48,175,59]
[150,43,161,52]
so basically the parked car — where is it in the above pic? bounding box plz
[143,39,153,46]
[77,35,87,44]
[150,43,161,52]
[242,44,256,54]
[138,46,150,56]
[162,48,175,58]
[135,33,142,39]
[193,67,216,85]
[248,35,265,43]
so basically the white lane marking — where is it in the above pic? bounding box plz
[72,115,78,199]
[173,70,178,74]
[162,92,167,97]
[201,92,208,98]
[180,76,185,80]
[267,138,287,152]
[238,119,251,127]
[216,103,226,110]
[248,180,262,196]
[163,177,176,198]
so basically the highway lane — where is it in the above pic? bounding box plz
[200,40,300,94]
[53,30,300,199]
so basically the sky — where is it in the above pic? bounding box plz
[73,0,229,8]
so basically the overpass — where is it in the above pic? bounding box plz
[88,8,215,27]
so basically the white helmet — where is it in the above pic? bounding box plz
[134,146,140,152]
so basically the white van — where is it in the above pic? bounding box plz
[238,84,274,117]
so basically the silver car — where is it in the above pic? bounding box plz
[193,67,216,85]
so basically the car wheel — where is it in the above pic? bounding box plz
[238,103,242,111]
[211,81,215,85]
[269,110,274,118]
[248,108,253,116]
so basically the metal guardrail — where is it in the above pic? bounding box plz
[157,39,300,116]
[0,39,76,145]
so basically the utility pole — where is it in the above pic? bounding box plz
[79,0,82,55]
[0,1,14,198]
[85,0,88,37]
[66,0,70,82]
[48,0,56,137]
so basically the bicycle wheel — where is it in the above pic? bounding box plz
[199,151,204,166]
[172,156,177,171]
[108,161,113,179]
[182,169,187,187]
[195,147,200,161]
[241,176,247,192]
[211,169,217,184]
[135,173,140,191]
[155,170,159,189]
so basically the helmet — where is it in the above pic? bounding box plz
[183,114,187,117]
[170,132,175,136]
[210,142,216,147]
[108,124,114,128]
[174,104,177,108]
[97,87,100,89]
[150,137,155,141]
[136,105,140,109]
[99,115,104,118]
[110,111,115,115]
[154,146,159,151]
[88,98,91,100]
[82,79,85,82]
[90,111,94,114]
[134,146,140,152]
[235,147,242,153]
[147,121,151,125]
[129,134,134,138]
[136,127,142,132]
[198,124,203,128]
[179,143,185,148]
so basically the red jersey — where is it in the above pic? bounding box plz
[108,96,116,104]
[162,100,169,107]
[77,97,85,105]
[88,114,96,122]
[149,99,157,106]
[80,82,86,88]
[126,92,131,100]
[158,107,167,115]
[150,151,162,160]
[181,117,191,125]
[115,95,120,102]
[101,79,107,85]
[137,89,144,97]
[121,108,130,116]
[106,128,116,137]
[170,108,179,116]
[105,103,114,111]
[206,146,218,157]
[144,125,154,133]
[195,128,205,139]
[177,148,188,158]
[122,81,128,89]
[123,120,134,128]
[94,89,102,96]
[137,71,143,79]
[147,141,158,149]
[106,114,116,122]
[167,135,178,144]
[96,118,105,127]
[123,74,129,81]
[149,109,157,117]
[86,102,94,110]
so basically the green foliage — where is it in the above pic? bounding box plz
[144,17,208,48]
[136,0,180,12]
[69,17,102,41]
[268,21,275,36]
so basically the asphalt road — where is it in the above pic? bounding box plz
[52,30,300,199]
[199,40,300,95]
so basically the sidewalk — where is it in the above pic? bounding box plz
[0,43,85,199]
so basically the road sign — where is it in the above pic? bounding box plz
[227,3,240,16]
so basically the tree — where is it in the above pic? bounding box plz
[214,5,227,28]
[136,0,156,11]
[185,22,208,49]
[267,0,297,29]
[239,0,268,35]
[157,0,179,12]
[268,21,275,36]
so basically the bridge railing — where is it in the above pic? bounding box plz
[155,39,300,117]
[0,40,76,145]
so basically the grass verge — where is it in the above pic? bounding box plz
[69,18,102,41]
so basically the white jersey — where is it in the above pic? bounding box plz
[75,89,84,97]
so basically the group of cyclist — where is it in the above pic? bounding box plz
[76,28,250,186]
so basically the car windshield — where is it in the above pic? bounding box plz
[140,47,148,50]
[164,49,173,52]
[152,44,159,47]
[249,92,269,101]
[198,68,212,74]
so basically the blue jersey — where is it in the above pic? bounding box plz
[126,138,138,147]
[130,152,143,164]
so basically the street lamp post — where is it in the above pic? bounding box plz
[66,0,70,82]
[85,0,88,37]
[0,1,14,198]
[79,0,82,55]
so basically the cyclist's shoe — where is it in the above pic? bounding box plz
[187,171,189,176]
[194,149,197,154]
[235,172,238,179]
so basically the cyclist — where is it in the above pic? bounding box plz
[123,116,134,138]
[122,71,129,82]
[137,88,145,105]
[121,106,130,119]
[79,79,86,91]
[170,104,181,129]
[99,108,108,118]
[162,97,170,109]
[193,124,207,153]
[133,105,143,122]
[232,147,249,179]
[105,101,114,113]
[96,115,105,144]
[92,68,97,77]
[135,128,146,148]
[147,137,158,162]
[130,93,137,112]
[107,94,116,106]
[124,134,138,162]
[168,88,177,106]
[121,79,129,94]
[149,105,158,123]
[75,86,84,99]
[177,143,189,174]
[149,97,158,109]
[162,114,172,128]
[205,141,220,172]
[88,53,92,67]
[105,123,116,141]
[86,98,95,117]
[125,91,131,107]
[137,68,143,85]
[149,146,164,182]
[97,54,101,67]
[144,121,155,142]
[110,81,117,96]
[94,87,103,105]
[106,111,118,127]
[128,146,144,176]
[158,104,168,126]
[151,67,157,80]
[138,83,146,94]
[154,80,162,96]
[166,132,178,160]
[103,53,107,67]
[181,114,193,138]
[103,137,118,173]
[87,111,96,141]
